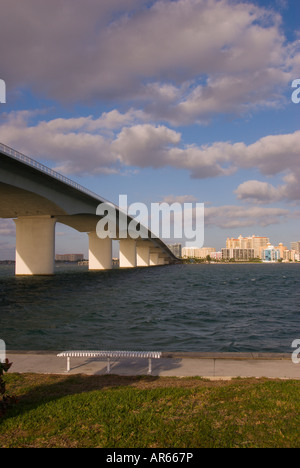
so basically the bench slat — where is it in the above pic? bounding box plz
[58,351,161,358]
[57,350,161,374]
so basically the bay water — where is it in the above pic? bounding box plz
[0,263,299,353]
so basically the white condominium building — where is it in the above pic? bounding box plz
[182,246,216,258]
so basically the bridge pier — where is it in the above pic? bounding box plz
[136,241,152,267]
[158,256,169,265]
[14,216,56,275]
[119,239,137,268]
[149,248,162,266]
[150,252,159,266]
[88,232,112,270]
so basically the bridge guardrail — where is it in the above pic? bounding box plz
[0,142,110,204]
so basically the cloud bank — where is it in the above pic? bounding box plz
[0,0,299,124]
[1,112,299,196]
[0,0,299,235]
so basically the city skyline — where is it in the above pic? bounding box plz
[173,233,300,258]
[0,0,299,259]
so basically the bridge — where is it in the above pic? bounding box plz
[0,143,179,275]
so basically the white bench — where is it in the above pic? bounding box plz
[57,350,162,374]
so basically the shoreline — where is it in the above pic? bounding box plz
[5,350,298,380]
[7,350,291,359]
[182,261,300,265]
[1,261,300,266]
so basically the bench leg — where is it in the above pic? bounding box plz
[67,357,71,372]
[148,358,152,375]
[106,357,111,374]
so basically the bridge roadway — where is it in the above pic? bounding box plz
[0,143,179,275]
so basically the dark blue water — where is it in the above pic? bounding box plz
[0,263,299,352]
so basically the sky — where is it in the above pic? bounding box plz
[0,0,299,259]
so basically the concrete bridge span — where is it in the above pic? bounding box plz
[0,143,179,275]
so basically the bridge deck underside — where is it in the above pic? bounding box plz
[0,182,66,218]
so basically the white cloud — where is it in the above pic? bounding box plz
[233,130,300,204]
[0,219,16,236]
[205,205,291,229]
[166,129,300,181]
[1,111,300,184]
[0,110,238,177]
[235,172,300,204]
[0,111,118,175]
[112,124,181,168]
[235,180,284,204]
[236,130,300,175]
[0,0,298,124]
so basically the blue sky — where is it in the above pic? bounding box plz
[0,0,299,259]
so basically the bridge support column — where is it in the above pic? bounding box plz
[119,239,136,268]
[150,251,160,266]
[14,216,56,275]
[158,256,167,265]
[136,242,151,267]
[88,232,112,270]
[150,248,162,266]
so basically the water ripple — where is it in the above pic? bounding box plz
[0,263,299,352]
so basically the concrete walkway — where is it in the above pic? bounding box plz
[5,351,300,380]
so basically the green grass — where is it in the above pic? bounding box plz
[0,373,299,448]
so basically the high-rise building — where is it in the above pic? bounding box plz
[222,248,255,261]
[275,243,288,259]
[262,246,280,262]
[291,241,300,253]
[167,243,182,258]
[283,250,296,262]
[226,235,270,258]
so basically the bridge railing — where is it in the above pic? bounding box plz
[0,141,109,204]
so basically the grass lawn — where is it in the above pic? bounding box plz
[0,373,299,448]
